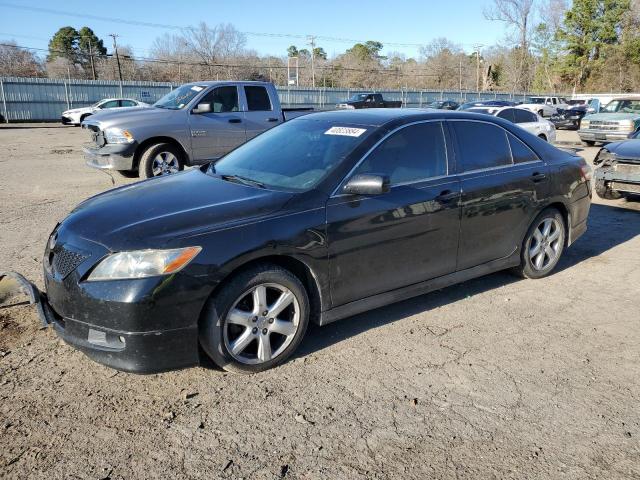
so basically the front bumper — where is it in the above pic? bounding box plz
[83,143,137,171]
[61,115,76,125]
[578,129,633,142]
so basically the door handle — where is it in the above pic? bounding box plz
[435,189,459,202]
[266,117,279,122]
[531,172,547,182]
[228,118,242,123]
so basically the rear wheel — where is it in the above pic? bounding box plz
[199,264,310,374]
[139,143,184,179]
[514,209,565,279]
[538,109,545,117]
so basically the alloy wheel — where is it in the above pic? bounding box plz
[151,151,180,176]
[528,218,562,271]
[223,283,300,365]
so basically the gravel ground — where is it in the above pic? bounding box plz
[0,124,639,480]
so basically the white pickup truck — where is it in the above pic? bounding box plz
[519,96,569,118]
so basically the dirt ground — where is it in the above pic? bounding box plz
[0,124,639,480]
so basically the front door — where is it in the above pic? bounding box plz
[448,120,549,271]
[189,85,246,162]
[326,121,461,307]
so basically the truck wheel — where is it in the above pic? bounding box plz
[581,140,596,146]
[595,178,622,200]
[199,263,310,374]
[538,110,544,117]
[139,143,184,178]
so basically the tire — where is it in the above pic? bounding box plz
[513,208,566,279]
[581,140,596,147]
[199,264,310,374]
[595,178,622,200]
[139,142,184,179]
[116,169,139,178]
[538,110,545,117]
[538,134,547,142]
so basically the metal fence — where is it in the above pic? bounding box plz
[0,76,535,122]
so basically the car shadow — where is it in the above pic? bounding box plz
[0,124,73,129]
[296,201,639,359]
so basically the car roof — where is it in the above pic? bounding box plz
[181,80,272,87]
[294,108,520,127]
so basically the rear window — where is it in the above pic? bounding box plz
[451,121,512,172]
[497,108,515,122]
[245,86,272,111]
[514,109,537,123]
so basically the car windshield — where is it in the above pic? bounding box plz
[210,119,372,192]
[349,94,369,101]
[528,97,545,104]
[154,85,207,110]
[602,99,640,113]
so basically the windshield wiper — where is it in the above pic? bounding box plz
[220,174,266,189]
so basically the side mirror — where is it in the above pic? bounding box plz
[192,103,212,114]
[343,174,390,195]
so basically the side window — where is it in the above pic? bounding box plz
[201,86,239,113]
[120,100,137,107]
[354,122,447,185]
[552,98,557,105]
[452,121,512,172]
[497,108,515,122]
[508,133,539,164]
[244,86,272,111]
[514,109,536,124]
[99,100,119,109]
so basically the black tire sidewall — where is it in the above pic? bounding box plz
[520,209,566,279]
[199,265,310,374]
[139,143,184,179]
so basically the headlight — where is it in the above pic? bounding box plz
[581,119,590,129]
[618,120,635,131]
[104,127,135,144]
[87,246,201,281]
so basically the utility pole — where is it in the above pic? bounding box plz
[109,33,123,95]
[88,41,96,80]
[473,44,483,94]
[307,35,316,88]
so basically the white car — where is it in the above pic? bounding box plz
[518,96,569,117]
[466,106,557,142]
[61,98,150,126]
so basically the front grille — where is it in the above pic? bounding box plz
[589,120,625,131]
[52,247,88,278]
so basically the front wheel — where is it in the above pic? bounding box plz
[514,209,565,279]
[139,143,184,178]
[200,264,310,374]
[538,110,545,117]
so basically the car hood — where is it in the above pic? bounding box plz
[60,169,294,251]
[83,106,164,128]
[604,139,640,159]
[584,112,639,121]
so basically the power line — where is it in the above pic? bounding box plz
[0,42,444,78]
[0,2,480,50]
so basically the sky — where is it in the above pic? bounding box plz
[0,0,508,59]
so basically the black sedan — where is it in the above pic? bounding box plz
[35,110,592,374]
[427,100,460,110]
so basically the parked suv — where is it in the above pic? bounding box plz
[579,98,640,145]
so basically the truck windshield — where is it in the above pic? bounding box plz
[528,98,545,104]
[602,99,640,113]
[154,85,208,110]
[210,119,372,192]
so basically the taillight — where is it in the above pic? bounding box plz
[580,162,593,182]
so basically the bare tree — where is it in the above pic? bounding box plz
[484,0,536,91]
[0,41,43,77]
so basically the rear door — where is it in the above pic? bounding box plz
[242,85,282,141]
[449,120,549,271]
[189,85,246,162]
[326,121,461,306]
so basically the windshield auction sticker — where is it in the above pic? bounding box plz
[324,126,367,137]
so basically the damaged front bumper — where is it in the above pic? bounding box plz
[83,143,137,171]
